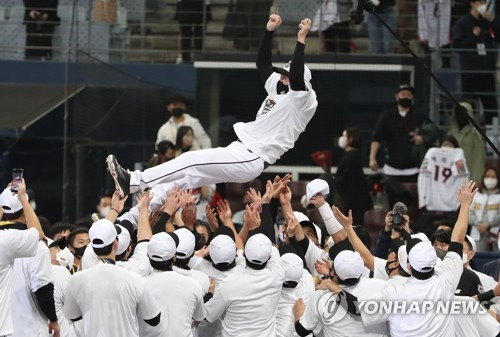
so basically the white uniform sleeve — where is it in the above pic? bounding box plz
[267,246,285,282]
[80,244,99,271]
[120,241,152,277]
[264,73,280,96]
[137,283,161,321]
[29,243,53,292]
[192,286,207,321]
[359,284,396,327]
[304,239,323,276]
[290,81,318,113]
[63,279,82,320]
[373,257,389,281]
[6,228,39,260]
[435,251,463,290]
[204,283,228,323]
[298,291,322,331]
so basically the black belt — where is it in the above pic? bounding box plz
[237,139,270,170]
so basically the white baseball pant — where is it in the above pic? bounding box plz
[129,141,266,194]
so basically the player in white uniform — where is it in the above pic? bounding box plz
[106,15,318,197]
[0,180,46,337]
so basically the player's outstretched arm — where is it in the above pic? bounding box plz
[289,18,311,91]
[256,14,281,84]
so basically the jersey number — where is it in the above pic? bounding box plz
[434,165,452,183]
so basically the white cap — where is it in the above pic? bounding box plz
[333,250,364,280]
[281,253,304,283]
[174,228,195,259]
[245,233,272,265]
[89,219,117,249]
[408,241,437,273]
[148,232,177,262]
[210,234,236,265]
[300,195,312,209]
[465,235,477,252]
[294,211,322,243]
[283,63,312,82]
[116,225,131,255]
[411,233,431,244]
[306,179,329,200]
[0,188,26,214]
[398,245,409,274]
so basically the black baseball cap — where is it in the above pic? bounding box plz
[396,84,415,94]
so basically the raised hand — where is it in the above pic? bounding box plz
[266,14,282,31]
[262,180,273,204]
[332,206,353,228]
[297,18,312,43]
[293,298,306,320]
[315,278,342,293]
[195,245,210,258]
[181,202,197,229]
[164,188,181,216]
[179,189,194,208]
[136,191,154,210]
[111,190,128,214]
[279,186,292,206]
[314,259,332,277]
[458,180,478,207]
[205,205,219,231]
[309,193,326,208]
[247,188,262,212]
[286,213,299,238]
[16,178,27,201]
[244,204,261,230]
[271,174,292,199]
[216,199,233,223]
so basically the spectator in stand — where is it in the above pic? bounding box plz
[365,0,398,53]
[335,128,373,225]
[175,126,199,157]
[230,0,273,51]
[155,95,212,150]
[148,140,176,168]
[311,0,356,53]
[452,0,500,123]
[448,102,486,184]
[175,0,212,63]
[23,0,60,60]
[469,166,500,252]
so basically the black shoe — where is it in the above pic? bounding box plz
[106,155,130,197]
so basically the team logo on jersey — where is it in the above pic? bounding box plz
[455,160,466,173]
[319,291,349,324]
[260,97,276,116]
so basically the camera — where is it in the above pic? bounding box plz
[392,202,407,227]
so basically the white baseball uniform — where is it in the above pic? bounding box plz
[0,227,39,337]
[128,74,318,193]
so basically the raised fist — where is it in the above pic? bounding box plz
[298,18,312,42]
[267,14,282,31]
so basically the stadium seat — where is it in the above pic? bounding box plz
[363,209,388,250]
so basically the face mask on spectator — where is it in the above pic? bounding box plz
[398,98,413,108]
[56,248,72,268]
[477,4,487,15]
[338,136,347,149]
[72,245,87,259]
[483,177,497,190]
[171,108,185,118]
[462,253,470,264]
[99,206,111,218]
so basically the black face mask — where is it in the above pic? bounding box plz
[171,108,185,118]
[72,245,87,259]
[398,98,413,108]
[385,259,399,276]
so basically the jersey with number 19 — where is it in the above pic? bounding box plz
[233,73,318,165]
[418,147,469,211]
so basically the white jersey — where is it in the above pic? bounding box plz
[454,296,499,337]
[299,277,389,337]
[12,241,53,337]
[63,263,160,337]
[276,287,307,337]
[81,241,152,277]
[0,227,39,336]
[233,74,318,164]
[205,246,285,337]
[418,147,469,211]
[173,265,210,295]
[360,251,463,337]
[52,265,76,337]
[139,270,205,337]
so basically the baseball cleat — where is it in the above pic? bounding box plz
[106,155,130,197]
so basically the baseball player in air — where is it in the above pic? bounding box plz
[107,14,318,197]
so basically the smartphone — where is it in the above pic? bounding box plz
[11,169,23,193]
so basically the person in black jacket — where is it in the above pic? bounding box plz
[175,0,211,62]
[335,128,373,225]
[369,84,426,182]
[452,0,500,123]
[23,0,60,60]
